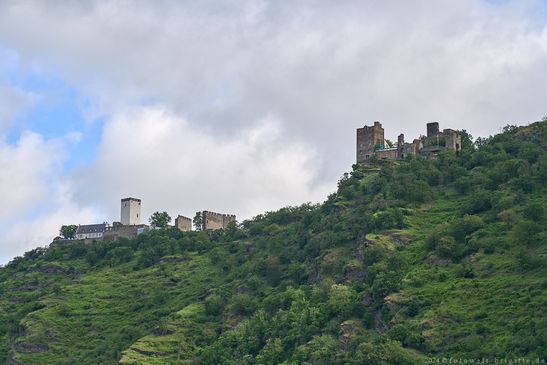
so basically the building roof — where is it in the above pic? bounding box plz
[76,223,106,234]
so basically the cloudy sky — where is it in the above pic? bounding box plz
[1,0,546,263]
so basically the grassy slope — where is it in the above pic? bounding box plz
[6,254,220,364]
[1,121,545,364]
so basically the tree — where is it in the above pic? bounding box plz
[60,225,78,239]
[149,211,171,228]
[193,211,203,231]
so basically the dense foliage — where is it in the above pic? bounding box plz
[0,121,545,364]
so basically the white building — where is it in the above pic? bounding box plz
[121,197,141,225]
[75,223,106,240]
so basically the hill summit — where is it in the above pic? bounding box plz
[1,121,545,364]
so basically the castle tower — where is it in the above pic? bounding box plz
[356,121,385,163]
[443,129,462,152]
[175,215,192,231]
[427,122,440,137]
[397,134,405,160]
[121,197,141,225]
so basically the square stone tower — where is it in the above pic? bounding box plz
[121,197,141,226]
[175,215,192,231]
[356,121,385,163]
[427,122,440,137]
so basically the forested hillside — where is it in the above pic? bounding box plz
[1,121,545,364]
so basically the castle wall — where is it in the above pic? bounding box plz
[412,139,422,155]
[175,215,192,231]
[202,211,236,230]
[374,148,398,160]
[104,224,148,241]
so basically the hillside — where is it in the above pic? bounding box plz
[1,121,545,364]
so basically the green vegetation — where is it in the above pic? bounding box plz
[193,212,203,231]
[59,225,78,239]
[149,211,172,228]
[1,121,545,364]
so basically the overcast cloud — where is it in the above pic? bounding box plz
[0,0,546,263]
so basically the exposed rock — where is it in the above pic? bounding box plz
[387,232,411,246]
[425,257,452,266]
[236,286,253,294]
[355,243,365,260]
[32,264,74,276]
[343,262,366,283]
[13,342,49,354]
[7,352,26,365]
[152,327,174,336]
[373,309,388,333]
[159,256,189,263]
[339,320,362,351]
[129,347,168,356]
[362,293,372,306]
[369,199,403,210]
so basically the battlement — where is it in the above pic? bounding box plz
[202,211,236,230]
[121,197,141,202]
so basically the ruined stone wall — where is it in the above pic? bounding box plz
[397,134,405,159]
[202,211,236,230]
[374,148,398,160]
[443,129,461,152]
[175,215,192,231]
[412,139,422,155]
[356,121,385,163]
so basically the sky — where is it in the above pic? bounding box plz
[1,0,546,264]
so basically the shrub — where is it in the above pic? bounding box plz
[327,284,359,318]
[204,294,225,316]
[230,293,257,316]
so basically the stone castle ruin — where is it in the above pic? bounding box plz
[175,215,192,231]
[202,211,236,230]
[356,121,461,163]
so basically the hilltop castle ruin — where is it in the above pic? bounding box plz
[64,199,237,246]
[356,121,461,163]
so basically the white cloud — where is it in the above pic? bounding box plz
[0,1,545,158]
[0,132,101,264]
[73,106,332,223]
[0,181,101,264]
[0,131,62,219]
[0,0,547,262]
